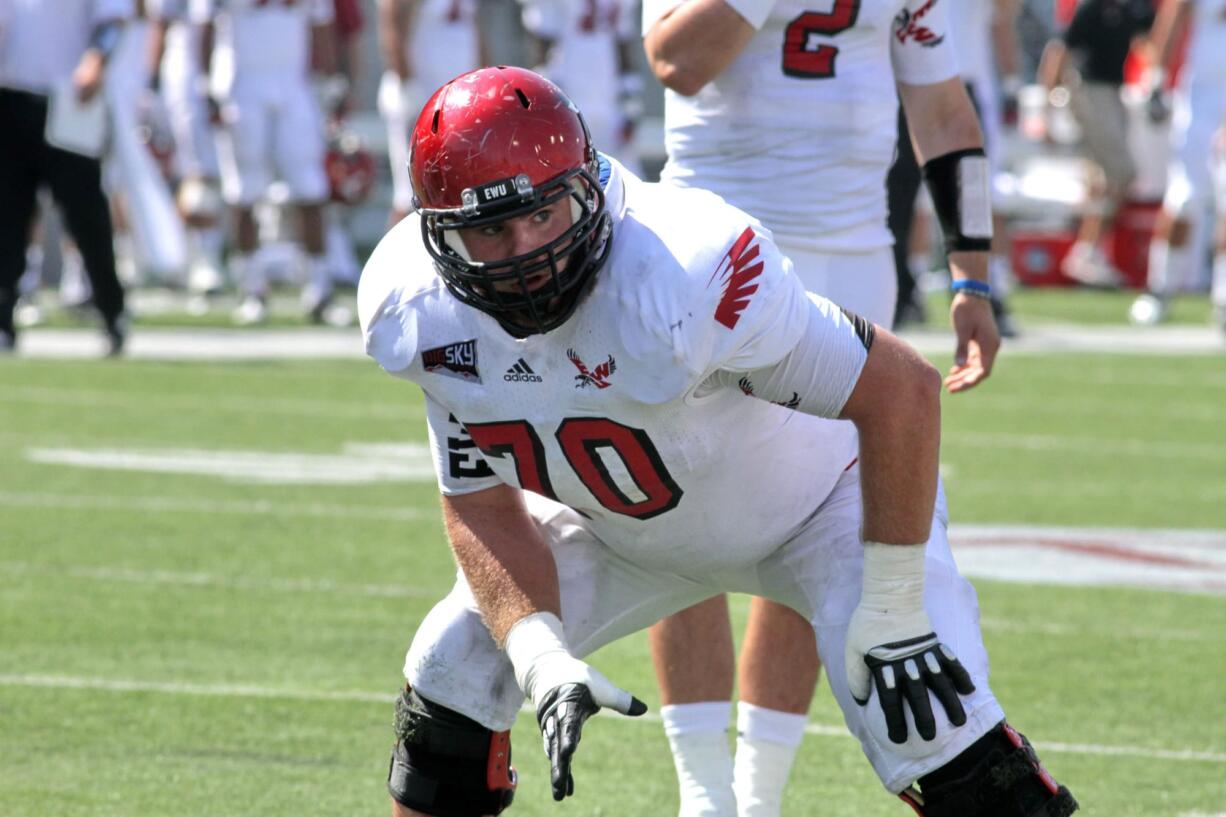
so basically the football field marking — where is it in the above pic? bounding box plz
[1,673,1223,765]
[951,525,1226,596]
[25,442,437,484]
[0,384,419,421]
[0,562,439,599]
[0,489,429,522]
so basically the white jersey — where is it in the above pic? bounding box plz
[647,0,959,252]
[1185,0,1226,81]
[947,0,992,84]
[191,0,331,94]
[359,159,866,574]
[521,0,637,114]
[405,0,480,94]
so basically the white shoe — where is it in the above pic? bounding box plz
[232,295,268,326]
[1062,242,1124,288]
[187,260,225,295]
[1128,293,1167,325]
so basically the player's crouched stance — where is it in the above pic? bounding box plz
[359,67,1078,817]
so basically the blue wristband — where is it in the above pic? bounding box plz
[950,279,992,298]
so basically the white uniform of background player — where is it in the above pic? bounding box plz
[520,0,644,174]
[192,0,334,323]
[359,154,1007,800]
[1136,0,1226,326]
[653,0,964,326]
[377,0,482,222]
[642,2,1000,814]
[150,0,226,296]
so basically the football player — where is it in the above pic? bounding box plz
[641,1,1005,813]
[150,0,227,298]
[1131,0,1226,330]
[358,66,1077,817]
[194,0,339,324]
[518,0,645,175]
[376,0,486,225]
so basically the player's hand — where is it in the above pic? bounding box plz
[505,613,647,800]
[844,543,975,744]
[73,50,106,103]
[945,292,1000,393]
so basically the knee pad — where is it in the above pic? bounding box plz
[387,686,517,817]
[898,721,1077,817]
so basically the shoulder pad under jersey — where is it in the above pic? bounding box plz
[611,180,811,382]
[358,214,442,376]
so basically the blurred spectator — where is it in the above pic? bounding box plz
[196,0,340,325]
[1038,0,1155,288]
[520,0,643,174]
[1130,0,1226,328]
[376,0,485,224]
[0,0,131,354]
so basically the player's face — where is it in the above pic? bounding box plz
[458,195,575,294]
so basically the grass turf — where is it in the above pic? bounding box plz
[1,350,1224,816]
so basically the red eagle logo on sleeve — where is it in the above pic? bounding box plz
[708,227,765,330]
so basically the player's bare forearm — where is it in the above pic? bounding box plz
[441,486,562,645]
[897,77,985,166]
[643,0,754,96]
[839,329,941,545]
[1148,0,1191,72]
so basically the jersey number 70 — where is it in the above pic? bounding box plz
[464,418,684,521]
[782,0,861,79]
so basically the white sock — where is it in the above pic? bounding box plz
[1147,237,1170,295]
[1212,253,1226,310]
[661,702,736,817]
[733,703,807,817]
[230,252,262,298]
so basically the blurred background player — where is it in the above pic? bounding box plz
[150,0,227,302]
[1131,0,1226,328]
[376,0,485,225]
[105,1,191,289]
[520,0,645,175]
[890,0,1021,334]
[1038,0,1155,288]
[0,0,131,354]
[642,1,1000,814]
[196,0,341,325]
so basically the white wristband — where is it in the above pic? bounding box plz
[504,611,569,703]
[723,0,775,30]
[859,541,927,614]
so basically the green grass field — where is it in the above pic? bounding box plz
[2,338,1225,816]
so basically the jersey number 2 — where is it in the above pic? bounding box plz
[465,418,683,520]
[782,0,861,79]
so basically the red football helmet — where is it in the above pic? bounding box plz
[409,66,612,336]
[325,127,377,206]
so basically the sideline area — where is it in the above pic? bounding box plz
[6,321,1223,360]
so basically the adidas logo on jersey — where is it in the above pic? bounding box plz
[504,359,543,383]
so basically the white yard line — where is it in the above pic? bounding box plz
[945,430,1226,462]
[0,490,429,522]
[10,323,1225,361]
[1,672,1223,765]
[0,562,438,599]
[0,385,417,421]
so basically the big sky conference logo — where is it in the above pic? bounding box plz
[422,339,480,382]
